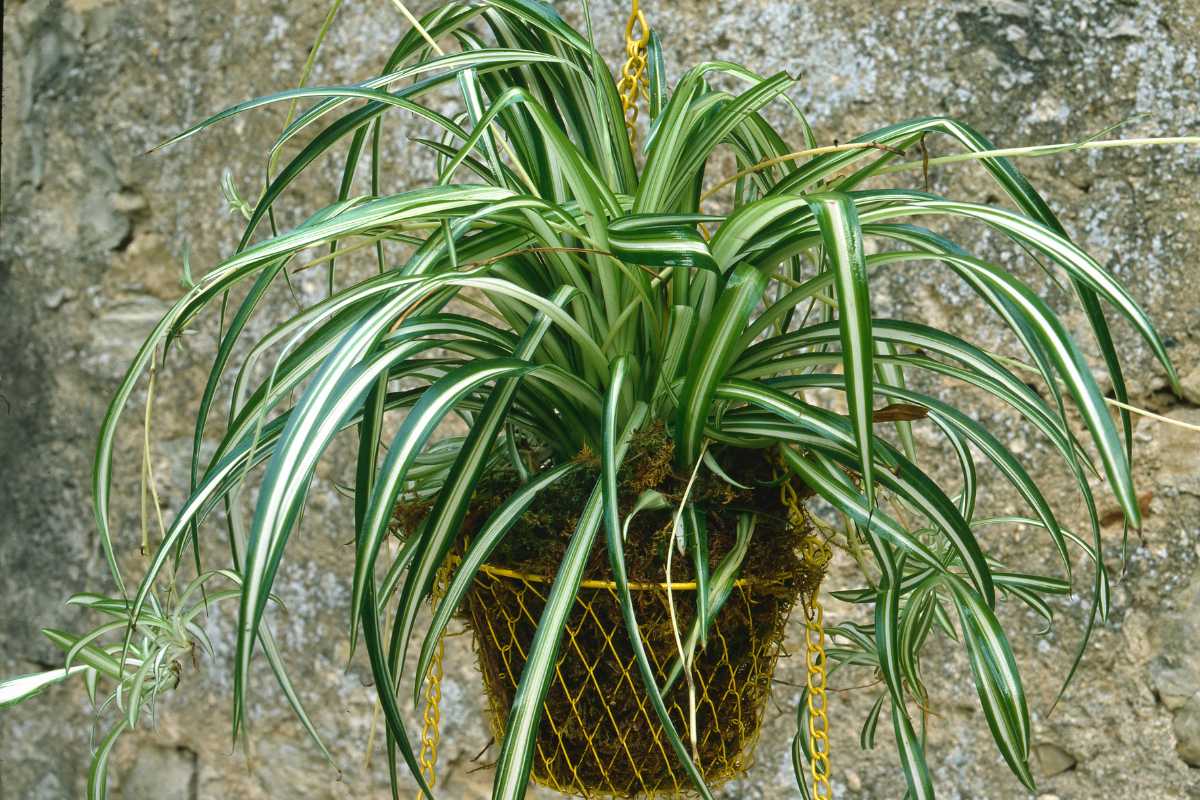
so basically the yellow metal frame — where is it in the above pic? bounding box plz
[466,564,795,797]
[477,563,759,592]
[615,0,650,145]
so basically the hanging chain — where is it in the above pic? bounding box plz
[415,557,455,798]
[778,453,833,800]
[803,590,832,799]
[615,0,650,146]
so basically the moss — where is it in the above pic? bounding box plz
[393,425,820,588]
[490,443,814,590]
[389,497,432,540]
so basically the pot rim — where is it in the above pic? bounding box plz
[477,563,792,592]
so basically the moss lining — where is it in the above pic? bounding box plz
[451,425,820,590]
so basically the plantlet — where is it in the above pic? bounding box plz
[3,1,1195,798]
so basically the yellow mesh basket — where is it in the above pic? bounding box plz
[463,564,805,798]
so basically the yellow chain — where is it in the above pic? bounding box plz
[778,454,833,799]
[615,0,650,146]
[804,590,832,799]
[416,558,455,798]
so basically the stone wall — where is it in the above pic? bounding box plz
[1,1,1197,798]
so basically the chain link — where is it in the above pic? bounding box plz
[415,557,455,798]
[778,452,833,799]
[804,595,832,799]
[615,0,650,146]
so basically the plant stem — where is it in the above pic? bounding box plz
[268,0,346,178]
[872,136,1200,176]
[701,142,897,202]
[990,351,1200,433]
[389,0,539,195]
[1105,398,1200,433]
[703,136,1199,204]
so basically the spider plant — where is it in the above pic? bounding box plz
[2,1,1186,798]
[0,571,288,797]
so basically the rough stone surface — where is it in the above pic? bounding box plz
[120,745,198,800]
[1178,697,1200,769]
[1,1,1198,798]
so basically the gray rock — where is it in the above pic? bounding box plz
[1181,366,1200,406]
[119,745,198,800]
[42,287,72,309]
[1153,652,1200,712]
[1176,695,1200,768]
[1148,560,1200,706]
[1,1,1198,799]
[1032,742,1077,778]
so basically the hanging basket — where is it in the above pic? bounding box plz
[463,556,818,798]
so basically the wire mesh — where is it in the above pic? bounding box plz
[464,566,802,798]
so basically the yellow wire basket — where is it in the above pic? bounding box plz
[463,563,808,798]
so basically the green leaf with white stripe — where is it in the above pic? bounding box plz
[660,512,754,695]
[947,575,1034,789]
[385,288,573,685]
[87,719,128,800]
[675,262,768,467]
[608,213,720,271]
[805,196,876,482]
[600,358,712,795]
[491,405,647,800]
[0,665,88,708]
[416,462,579,691]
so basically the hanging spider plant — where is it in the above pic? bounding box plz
[2,1,1188,798]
